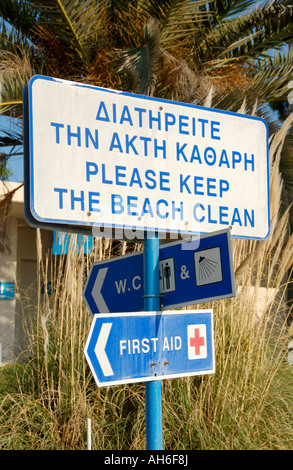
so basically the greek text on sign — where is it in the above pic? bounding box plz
[28,75,269,239]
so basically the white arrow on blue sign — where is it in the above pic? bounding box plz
[84,310,215,387]
[83,228,235,314]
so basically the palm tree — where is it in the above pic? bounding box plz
[1,0,293,201]
[1,1,293,107]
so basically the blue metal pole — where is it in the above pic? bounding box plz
[143,231,163,450]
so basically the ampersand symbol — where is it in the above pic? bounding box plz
[180,265,190,279]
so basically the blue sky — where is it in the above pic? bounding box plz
[7,151,23,181]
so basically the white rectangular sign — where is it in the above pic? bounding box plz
[27,75,269,239]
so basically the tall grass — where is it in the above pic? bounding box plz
[1,117,293,450]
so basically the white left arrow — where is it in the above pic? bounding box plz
[94,323,114,377]
[92,267,109,313]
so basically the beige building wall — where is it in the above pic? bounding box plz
[0,182,52,363]
[0,216,17,362]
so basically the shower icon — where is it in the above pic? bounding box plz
[194,247,223,286]
[198,255,218,281]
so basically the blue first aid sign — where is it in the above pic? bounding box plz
[84,310,214,387]
[26,75,269,239]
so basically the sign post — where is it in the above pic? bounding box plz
[143,233,162,450]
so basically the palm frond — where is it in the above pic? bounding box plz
[0,123,22,148]
[200,2,293,63]
[138,0,213,50]
[0,46,36,114]
[116,18,161,96]
[248,47,293,103]
[140,0,211,26]
[0,0,38,38]
[26,0,105,63]
[207,0,265,21]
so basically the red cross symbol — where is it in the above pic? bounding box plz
[189,328,205,356]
